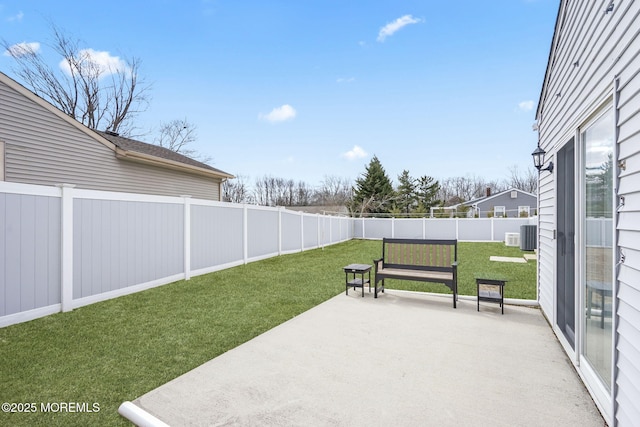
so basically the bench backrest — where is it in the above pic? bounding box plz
[382,238,457,271]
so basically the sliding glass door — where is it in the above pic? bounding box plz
[582,107,614,391]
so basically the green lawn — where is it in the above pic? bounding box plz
[0,239,535,426]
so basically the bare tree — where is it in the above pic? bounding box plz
[222,175,253,203]
[505,165,538,194]
[252,175,315,206]
[2,25,149,136]
[153,118,211,163]
[438,175,504,205]
[315,175,352,206]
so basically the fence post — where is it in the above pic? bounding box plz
[423,217,426,239]
[392,217,395,238]
[58,184,75,312]
[362,217,366,240]
[181,196,191,280]
[278,207,283,256]
[243,204,249,264]
[300,212,304,252]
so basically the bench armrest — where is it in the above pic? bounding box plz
[452,261,458,268]
[373,258,383,271]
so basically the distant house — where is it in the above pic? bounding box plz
[535,1,640,425]
[0,72,233,200]
[430,188,537,218]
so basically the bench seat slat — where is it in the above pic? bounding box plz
[377,268,453,282]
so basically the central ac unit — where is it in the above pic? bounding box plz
[505,232,520,247]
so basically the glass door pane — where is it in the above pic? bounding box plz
[582,107,614,391]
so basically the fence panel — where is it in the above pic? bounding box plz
[191,204,244,270]
[425,219,457,239]
[73,199,184,299]
[247,208,279,259]
[281,210,302,253]
[303,215,320,249]
[458,218,492,241]
[363,218,393,239]
[394,218,424,239]
[0,192,61,316]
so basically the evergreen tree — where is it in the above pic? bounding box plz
[416,175,440,210]
[396,170,417,214]
[351,155,394,216]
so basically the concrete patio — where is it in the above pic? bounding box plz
[120,290,606,426]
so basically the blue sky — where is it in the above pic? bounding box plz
[1,0,559,189]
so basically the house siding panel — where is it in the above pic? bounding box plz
[538,1,640,424]
[537,172,555,318]
[0,79,222,200]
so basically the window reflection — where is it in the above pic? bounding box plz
[583,107,613,391]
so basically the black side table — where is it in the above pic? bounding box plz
[343,264,371,297]
[476,275,507,314]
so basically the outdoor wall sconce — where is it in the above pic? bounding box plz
[532,145,554,173]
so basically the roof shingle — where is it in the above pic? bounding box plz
[96,130,232,177]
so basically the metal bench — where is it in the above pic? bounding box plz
[373,238,458,308]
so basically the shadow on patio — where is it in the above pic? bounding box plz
[122,290,606,426]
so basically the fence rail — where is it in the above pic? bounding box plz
[1,181,535,327]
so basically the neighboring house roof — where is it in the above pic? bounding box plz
[96,131,234,180]
[460,188,537,208]
[0,71,234,181]
[444,188,536,210]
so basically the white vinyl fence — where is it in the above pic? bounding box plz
[353,216,536,241]
[0,182,352,327]
[1,181,536,327]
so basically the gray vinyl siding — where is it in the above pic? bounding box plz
[0,80,222,200]
[615,23,640,423]
[473,192,537,218]
[537,172,555,318]
[537,1,640,425]
[0,192,61,316]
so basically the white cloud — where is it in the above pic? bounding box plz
[337,77,355,84]
[6,11,24,22]
[3,41,40,57]
[342,145,367,160]
[58,48,129,78]
[518,100,535,111]
[377,15,423,42]
[259,104,297,123]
